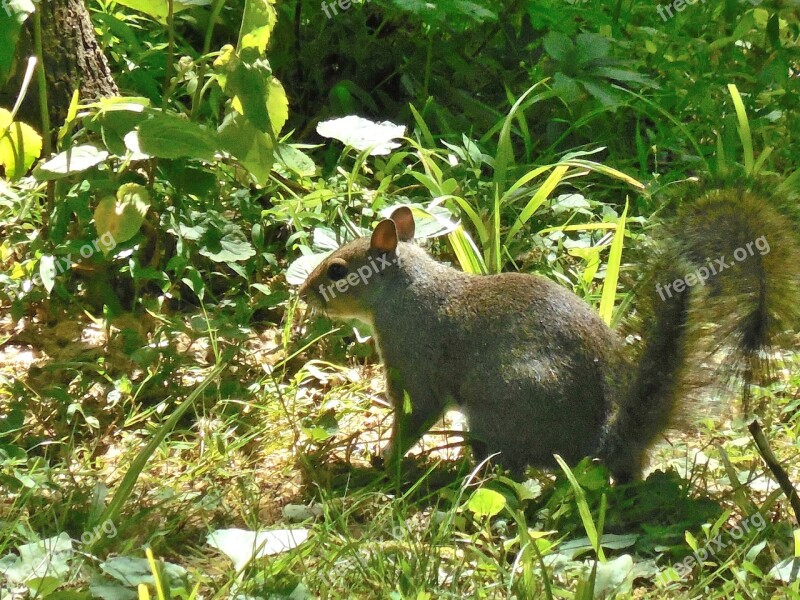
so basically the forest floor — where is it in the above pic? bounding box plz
[1,309,799,598]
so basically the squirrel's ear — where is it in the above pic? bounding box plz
[371,219,399,253]
[390,206,415,241]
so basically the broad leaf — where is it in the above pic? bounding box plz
[94,183,151,246]
[207,528,309,571]
[35,145,109,180]
[135,113,218,161]
[274,143,315,177]
[316,116,405,156]
[0,534,73,584]
[238,0,277,53]
[111,0,210,23]
[266,77,289,136]
[226,55,274,133]
[543,31,575,63]
[100,556,187,587]
[39,255,56,293]
[218,112,273,184]
[199,223,256,263]
[0,0,34,85]
[0,108,41,179]
[466,488,506,518]
[95,102,150,156]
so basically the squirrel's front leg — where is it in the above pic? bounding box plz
[376,367,445,469]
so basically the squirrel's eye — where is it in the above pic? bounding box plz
[327,261,348,281]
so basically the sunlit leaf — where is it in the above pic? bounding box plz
[238,0,277,53]
[94,183,151,246]
[316,116,405,156]
[135,113,218,161]
[218,112,273,184]
[207,528,310,571]
[35,145,109,180]
[0,108,41,179]
[267,77,289,136]
[465,488,506,518]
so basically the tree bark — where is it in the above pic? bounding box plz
[4,0,118,133]
[38,0,118,121]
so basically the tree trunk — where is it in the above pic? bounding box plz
[5,0,118,133]
[39,0,118,120]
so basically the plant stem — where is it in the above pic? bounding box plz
[748,419,800,526]
[33,8,50,157]
[423,30,433,101]
[163,0,175,107]
[191,0,226,120]
[33,5,54,241]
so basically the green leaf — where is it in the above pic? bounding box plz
[111,0,209,23]
[466,488,506,518]
[0,534,73,584]
[727,83,754,175]
[238,0,277,52]
[224,55,280,134]
[95,102,150,156]
[94,183,151,246]
[554,455,606,562]
[493,81,549,193]
[135,113,218,161]
[542,31,574,63]
[266,77,289,136]
[207,528,309,571]
[598,200,627,326]
[552,73,583,102]
[448,224,487,274]
[0,1,33,86]
[200,223,257,263]
[26,576,61,597]
[101,556,188,587]
[218,112,274,184]
[575,32,610,63]
[0,108,41,179]
[505,164,568,243]
[35,145,109,180]
[274,143,315,177]
[39,255,56,294]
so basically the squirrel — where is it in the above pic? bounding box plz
[298,188,800,482]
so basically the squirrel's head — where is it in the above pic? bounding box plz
[298,207,415,323]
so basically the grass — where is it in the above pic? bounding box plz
[1,304,799,599]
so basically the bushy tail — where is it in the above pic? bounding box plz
[600,189,800,482]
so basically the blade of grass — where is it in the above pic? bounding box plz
[562,159,645,190]
[504,165,569,243]
[493,80,550,192]
[554,455,606,562]
[448,225,487,274]
[409,102,435,148]
[598,199,628,325]
[615,85,709,172]
[88,362,226,540]
[727,83,754,175]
